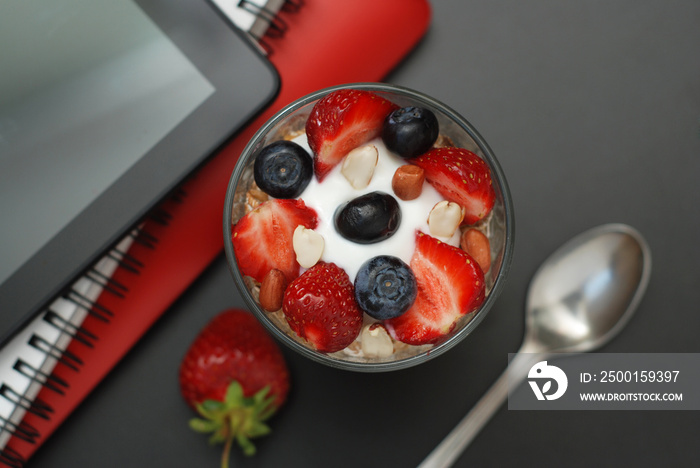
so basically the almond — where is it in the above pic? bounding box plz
[461,228,491,273]
[293,225,325,268]
[259,269,287,311]
[428,200,464,238]
[341,144,378,189]
[361,323,394,358]
[391,164,425,200]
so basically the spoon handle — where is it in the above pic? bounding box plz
[418,352,543,468]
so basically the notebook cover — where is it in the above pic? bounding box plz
[5,0,431,462]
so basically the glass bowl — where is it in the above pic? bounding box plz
[223,83,514,372]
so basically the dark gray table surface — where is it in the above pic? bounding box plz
[30,1,700,467]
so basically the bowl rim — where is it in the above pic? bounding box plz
[223,82,515,372]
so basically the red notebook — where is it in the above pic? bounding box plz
[1,0,430,465]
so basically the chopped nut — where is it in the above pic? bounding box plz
[460,228,491,273]
[342,339,363,357]
[361,323,394,358]
[293,225,325,269]
[259,269,287,311]
[428,200,464,238]
[341,145,378,189]
[391,164,425,200]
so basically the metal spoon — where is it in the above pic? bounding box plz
[419,223,652,468]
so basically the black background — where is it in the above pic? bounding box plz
[30,0,700,467]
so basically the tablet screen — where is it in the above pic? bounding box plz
[0,0,215,285]
[0,0,279,342]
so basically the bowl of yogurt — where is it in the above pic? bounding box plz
[223,83,514,372]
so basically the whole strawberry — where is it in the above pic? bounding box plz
[282,262,363,353]
[179,309,290,467]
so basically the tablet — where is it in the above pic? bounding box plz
[0,0,280,344]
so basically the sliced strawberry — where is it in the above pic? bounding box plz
[306,89,397,181]
[384,231,485,345]
[412,147,496,224]
[282,262,363,353]
[232,198,318,283]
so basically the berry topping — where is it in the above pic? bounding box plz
[382,106,439,159]
[334,191,401,244]
[354,255,417,320]
[232,198,318,283]
[306,89,397,181]
[282,262,363,353]
[413,147,496,224]
[179,309,289,459]
[253,140,313,198]
[384,232,485,345]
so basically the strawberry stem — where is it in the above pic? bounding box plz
[189,381,278,465]
[222,431,233,468]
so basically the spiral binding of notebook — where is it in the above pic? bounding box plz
[213,0,303,53]
[0,190,183,468]
[0,2,299,466]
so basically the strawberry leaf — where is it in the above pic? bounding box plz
[209,427,228,445]
[237,434,256,456]
[252,386,271,405]
[188,381,281,466]
[225,381,245,406]
[197,399,225,420]
[189,418,218,434]
[249,421,272,438]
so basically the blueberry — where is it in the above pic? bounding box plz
[334,192,401,244]
[382,106,439,159]
[253,140,313,198]
[354,255,417,320]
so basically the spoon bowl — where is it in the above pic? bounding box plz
[419,223,651,468]
[523,223,651,354]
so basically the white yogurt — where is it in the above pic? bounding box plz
[293,135,460,282]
